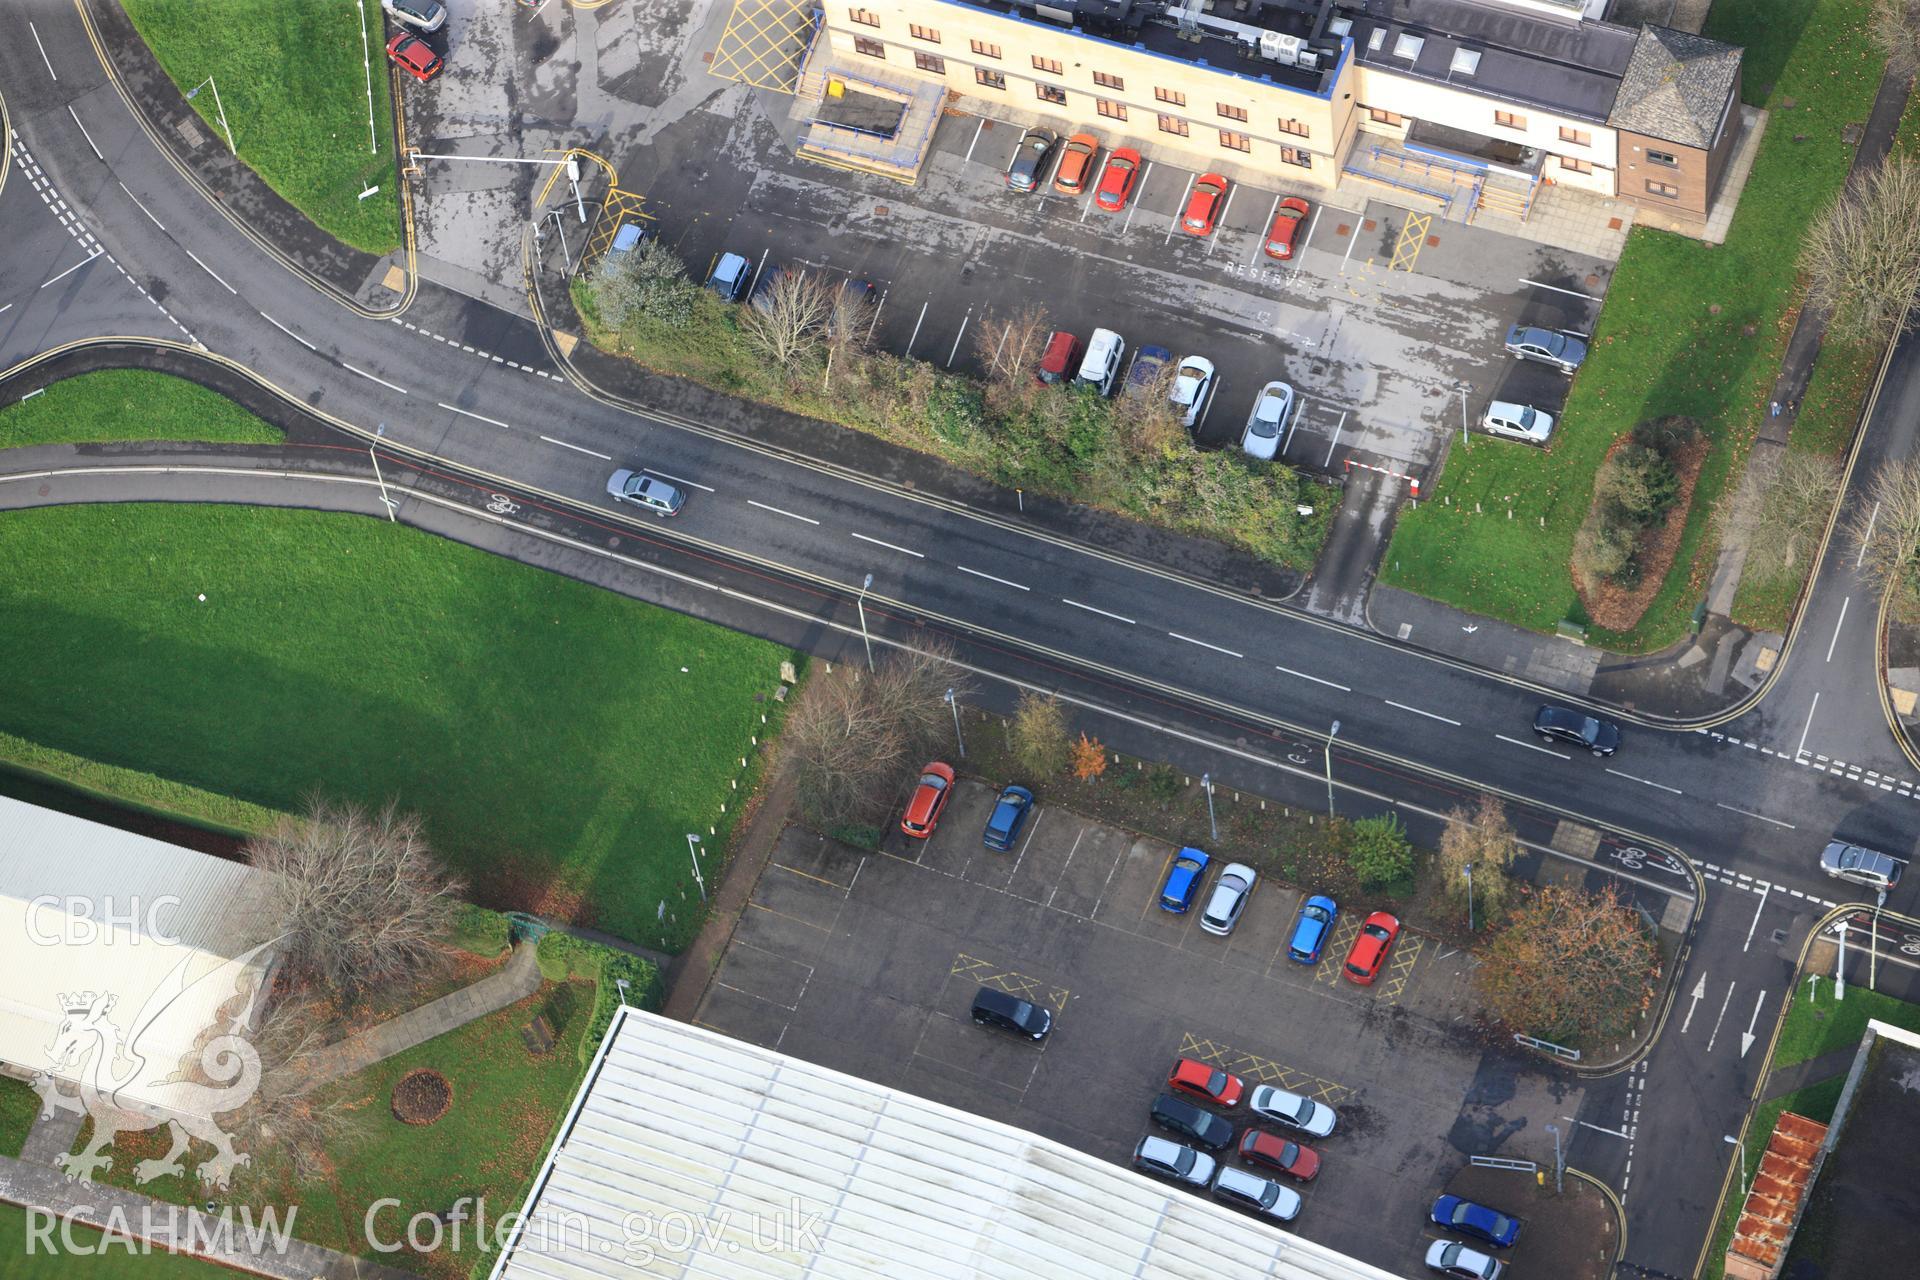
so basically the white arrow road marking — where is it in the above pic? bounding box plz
[1707,980,1736,1053]
[1741,990,1768,1058]
[1681,974,1707,1033]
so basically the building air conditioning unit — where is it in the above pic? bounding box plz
[1296,47,1321,70]
[1260,31,1303,64]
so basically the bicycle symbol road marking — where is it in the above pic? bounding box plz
[486,494,520,516]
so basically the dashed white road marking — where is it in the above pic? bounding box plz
[747,500,820,525]
[539,434,612,461]
[957,565,1030,591]
[1168,632,1244,659]
[260,312,318,351]
[851,531,925,559]
[1383,699,1460,726]
[1062,599,1136,625]
[343,363,409,395]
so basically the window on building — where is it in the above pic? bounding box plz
[1032,55,1062,75]
[1560,156,1594,174]
[1277,118,1308,137]
[1155,86,1186,107]
[914,51,945,73]
[1216,103,1248,122]
[848,7,879,28]
[1093,71,1124,89]
[1280,146,1312,169]
[1494,109,1526,130]
[1158,114,1188,136]
[854,36,885,59]
[1449,48,1481,76]
[1645,179,1680,199]
[908,23,939,42]
[1097,98,1127,121]
[975,68,1005,89]
[1036,83,1066,104]
[1367,27,1386,51]
[1368,108,1405,126]
[1559,125,1591,146]
[1393,33,1424,60]
[969,39,1001,58]
[1647,148,1678,167]
[1220,129,1250,153]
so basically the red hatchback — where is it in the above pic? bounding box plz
[1264,196,1312,259]
[1344,911,1401,985]
[900,762,956,839]
[387,32,443,83]
[1094,147,1143,212]
[1239,1129,1321,1181]
[1168,1057,1244,1108]
[1182,173,1229,236]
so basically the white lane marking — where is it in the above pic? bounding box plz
[260,312,317,351]
[1796,691,1820,758]
[117,181,166,230]
[184,247,236,294]
[1605,768,1682,795]
[1826,596,1850,663]
[0,304,11,317]
[1169,632,1244,658]
[39,250,102,288]
[1495,733,1569,760]
[958,565,1030,591]
[851,531,925,558]
[1574,1121,1631,1139]
[1063,599,1136,625]
[1275,665,1351,692]
[643,469,715,492]
[438,403,515,429]
[30,21,56,80]
[1521,277,1601,301]
[1383,699,1461,726]
[1856,503,1879,568]
[1743,882,1770,953]
[67,105,103,161]
[1706,979,1736,1053]
[341,364,408,394]
[539,434,612,461]
[1715,802,1795,830]
[748,499,820,525]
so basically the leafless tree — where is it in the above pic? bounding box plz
[1108,364,1186,462]
[1802,154,1920,345]
[1871,0,1920,79]
[1753,449,1843,581]
[239,992,370,1180]
[1435,795,1519,927]
[825,280,878,357]
[1846,457,1920,615]
[739,269,834,368]
[974,306,1052,387]
[246,799,465,1004]
[784,640,963,827]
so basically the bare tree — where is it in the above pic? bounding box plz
[1845,457,1920,615]
[1871,0,1920,79]
[1802,155,1920,345]
[1435,795,1519,927]
[1108,363,1186,462]
[974,306,1051,387]
[1752,449,1843,582]
[1010,691,1070,776]
[739,269,834,368]
[783,640,963,828]
[246,799,465,1004]
[825,280,878,357]
[240,992,370,1180]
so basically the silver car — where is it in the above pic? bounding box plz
[1426,1239,1504,1279]
[1242,380,1294,460]
[1481,400,1554,444]
[1211,1165,1301,1223]
[1249,1084,1336,1138]
[1170,356,1216,430]
[382,0,447,33]
[1199,862,1257,937]
[1504,324,1587,373]
[1819,840,1903,891]
[1132,1134,1216,1188]
[606,469,686,516]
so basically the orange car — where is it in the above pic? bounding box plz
[900,762,956,838]
[1053,133,1100,195]
[1343,911,1401,985]
[387,32,443,84]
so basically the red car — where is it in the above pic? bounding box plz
[900,761,956,839]
[1168,1057,1244,1108]
[1239,1129,1321,1181]
[1182,173,1229,236]
[1344,911,1401,985]
[1264,196,1312,260]
[1094,147,1143,212]
[1054,132,1100,195]
[387,32,443,83]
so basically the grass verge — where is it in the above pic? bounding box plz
[1,371,283,448]
[1772,976,1920,1070]
[0,1204,246,1278]
[0,1076,38,1158]
[121,1,401,254]
[0,504,796,949]
[1382,0,1886,651]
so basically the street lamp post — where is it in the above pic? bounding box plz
[1464,863,1476,933]
[1324,720,1340,818]
[945,688,965,758]
[1545,1123,1563,1193]
[371,425,396,521]
[1871,890,1887,991]
[1202,772,1217,842]
[614,977,630,1007]
[1837,921,1848,1001]
[184,77,235,155]
[685,833,706,902]
[857,573,875,672]
[1725,1134,1747,1199]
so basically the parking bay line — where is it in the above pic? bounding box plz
[1165,173,1197,244]
[1249,193,1280,266]
[1276,665,1350,692]
[1495,733,1569,760]
[958,565,1029,591]
[1008,807,1046,881]
[851,531,924,558]
[1206,183,1238,256]
[1383,699,1460,726]
[748,499,820,526]
[1121,162,1152,235]
[1063,599,1135,625]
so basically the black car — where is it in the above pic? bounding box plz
[1532,704,1621,757]
[1006,127,1060,192]
[1149,1093,1234,1151]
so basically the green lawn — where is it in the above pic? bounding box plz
[0,1204,248,1279]
[1,371,283,448]
[1772,977,1920,1070]
[0,1076,39,1158]
[1382,0,1886,651]
[0,504,796,948]
[122,1,401,254]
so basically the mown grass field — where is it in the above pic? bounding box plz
[0,371,283,448]
[0,1076,37,1158]
[122,0,402,254]
[1382,0,1886,651]
[0,1204,247,1279]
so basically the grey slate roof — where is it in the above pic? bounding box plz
[1608,25,1741,147]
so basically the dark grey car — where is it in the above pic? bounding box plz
[1533,704,1620,757]
[1006,128,1060,193]
[1504,325,1588,373]
[1819,841,1903,891]
[1149,1093,1234,1151]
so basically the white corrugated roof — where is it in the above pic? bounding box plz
[492,1009,1409,1280]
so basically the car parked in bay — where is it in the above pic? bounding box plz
[1211,1166,1301,1223]
[1132,1135,1215,1187]
[1035,330,1083,386]
[1170,356,1215,430]
[1425,1239,1505,1279]
[1481,401,1554,445]
[899,762,955,838]
[1077,328,1126,396]
[1053,132,1099,195]
[1168,1057,1244,1108]
[1125,344,1173,398]
[1149,1094,1234,1151]
[981,785,1034,852]
[1159,847,1211,913]
[386,31,444,83]
[1094,147,1143,211]
[1237,1129,1320,1181]
[1533,704,1621,757]
[1182,174,1229,236]
[1242,380,1294,460]
[382,0,446,31]
[1198,862,1256,937]
[1287,894,1337,964]
[1247,1085,1335,1138]
[1344,911,1400,985]
[1264,196,1311,260]
[1430,1195,1521,1248]
[1505,324,1588,373]
[1007,127,1060,193]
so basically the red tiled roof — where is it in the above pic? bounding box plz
[1727,1111,1830,1267]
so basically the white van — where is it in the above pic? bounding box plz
[1077,328,1125,396]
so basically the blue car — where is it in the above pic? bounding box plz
[1287,894,1337,964]
[1160,847,1211,913]
[1126,344,1174,398]
[1430,1195,1520,1248]
[983,785,1035,851]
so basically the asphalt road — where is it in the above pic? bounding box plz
[2,4,1917,1274]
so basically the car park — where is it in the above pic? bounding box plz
[1077,328,1126,396]
[1819,840,1903,891]
[1150,1093,1234,1151]
[900,762,956,838]
[1425,1240,1505,1279]
[1133,1135,1216,1188]
[1264,197,1311,260]
[1198,862,1255,937]
[1182,174,1229,236]
[1287,894,1337,964]
[609,222,649,255]
[1170,356,1216,430]
[981,785,1035,852]
[1159,847,1211,913]
[381,0,446,32]
[1126,344,1173,397]
[1533,705,1621,757]
[1211,1166,1302,1223]
[1007,127,1060,193]
[708,252,752,301]
[386,31,443,83]
[1053,132,1099,195]
[1242,381,1294,460]
[1481,400,1555,445]
[1094,147,1143,211]
[1237,1129,1320,1181]
[970,986,1050,1040]
[1429,1195,1521,1248]
[1504,324,1588,374]
[1247,1086,1335,1138]
[1168,1057,1244,1108]
[1036,330,1083,386]
[1344,911,1401,985]
[604,469,685,517]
